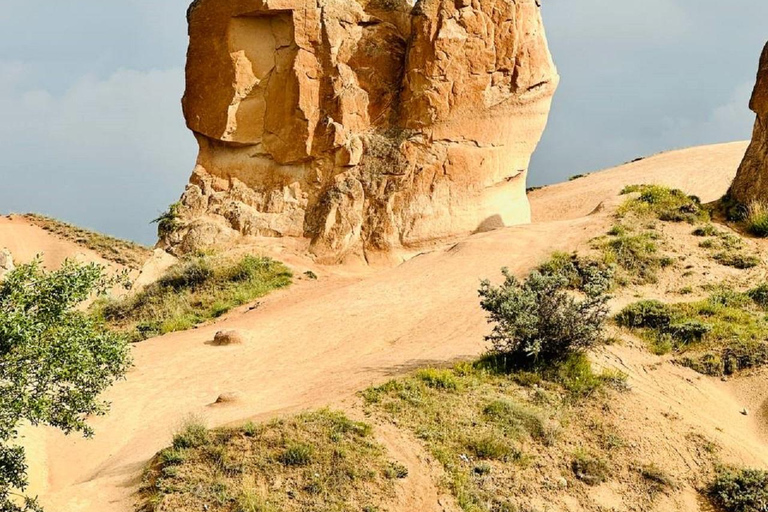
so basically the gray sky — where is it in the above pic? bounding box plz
[1,1,766,244]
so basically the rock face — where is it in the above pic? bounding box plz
[730,42,768,205]
[0,248,14,280]
[168,0,558,262]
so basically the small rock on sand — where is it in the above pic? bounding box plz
[213,330,246,346]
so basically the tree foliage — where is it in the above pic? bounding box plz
[0,259,131,511]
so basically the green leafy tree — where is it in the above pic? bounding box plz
[0,259,132,511]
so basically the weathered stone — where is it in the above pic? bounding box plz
[167,0,558,262]
[730,43,768,205]
[213,330,248,346]
[0,248,14,280]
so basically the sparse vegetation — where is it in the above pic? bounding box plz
[571,449,609,485]
[94,253,291,341]
[708,467,768,512]
[152,202,183,238]
[713,252,761,269]
[618,184,709,223]
[745,201,768,238]
[23,213,151,269]
[140,410,400,512]
[617,286,768,375]
[601,230,672,284]
[363,355,625,511]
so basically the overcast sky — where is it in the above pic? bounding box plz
[1,1,766,244]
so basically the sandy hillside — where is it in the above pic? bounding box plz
[22,140,768,512]
[0,215,116,269]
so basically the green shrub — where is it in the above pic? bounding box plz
[416,368,460,390]
[708,467,768,512]
[748,284,768,309]
[466,435,516,461]
[714,252,760,269]
[537,252,614,296]
[615,300,674,330]
[602,232,667,284]
[667,321,712,344]
[571,449,609,485]
[383,462,409,479]
[693,225,720,237]
[746,202,768,238]
[95,254,292,341]
[479,266,610,365]
[152,201,183,237]
[280,442,314,466]
[173,419,209,449]
[619,184,708,223]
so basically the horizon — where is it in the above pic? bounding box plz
[1,0,766,245]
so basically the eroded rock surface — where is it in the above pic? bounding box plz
[0,248,14,280]
[168,0,558,262]
[730,42,768,205]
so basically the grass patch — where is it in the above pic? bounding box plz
[616,287,768,375]
[571,449,609,485]
[140,410,398,512]
[23,213,151,269]
[708,467,768,512]
[746,201,768,238]
[618,184,709,223]
[94,253,292,341]
[601,231,671,285]
[363,355,625,511]
[713,252,761,269]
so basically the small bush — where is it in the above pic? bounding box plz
[615,300,675,330]
[714,252,760,269]
[746,202,768,238]
[619,184,708,223]
[280,442,314,466]
[602,232,666,284]
[416,368,460,390]
[640,464,675,493]
[467,435,516,461]
[667,321,712,344]
[479,266,610,365]
[153,201,183,237]
[693,225,720,237]
[383,462,409,479]
[173,419,209,450]
[708,467,768,512]
[748,284,768,309]
[571,449,609,485]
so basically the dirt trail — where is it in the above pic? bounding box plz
[23,141,766,512]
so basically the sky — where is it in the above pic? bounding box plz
[0,1,766,244]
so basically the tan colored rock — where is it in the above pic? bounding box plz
[168,0,558,262]
[212,329,247,346]
[0,248,14,280]
[730,43,768,205]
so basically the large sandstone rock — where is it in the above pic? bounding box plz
[167,0,558,262]
[730,42,768,205]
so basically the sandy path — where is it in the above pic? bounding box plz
[28,141,760,511]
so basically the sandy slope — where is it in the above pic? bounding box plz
[0,216,116,269]
[23,141,767,511]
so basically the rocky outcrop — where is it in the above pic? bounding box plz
[730,42,768,205]
[0,248,14,280]
[167,0,558,262]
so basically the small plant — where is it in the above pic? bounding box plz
[708,467,768,512]
[569,173,588,181]
[639,463,675,493]
[713,252,760,269]
[303,270,318,280]
[618,184,708,223]
[746,201,768,237]
[173,418,209,449]
[280,442,314,466]
[416,368,460,390]
[615,300,674,330]
[383,462,409,479]
[479,265,610,366]
[693,224,720,237]
[152,201,183,238]
[467,435,516,461]
[571,449,609,485]
[602,232,668,284]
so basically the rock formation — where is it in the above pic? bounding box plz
[0,248,14,280]
[730,42,768,205]
[167,0,558,262]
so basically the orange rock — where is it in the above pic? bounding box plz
[730,42,768,205]
[167,0,558,263]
